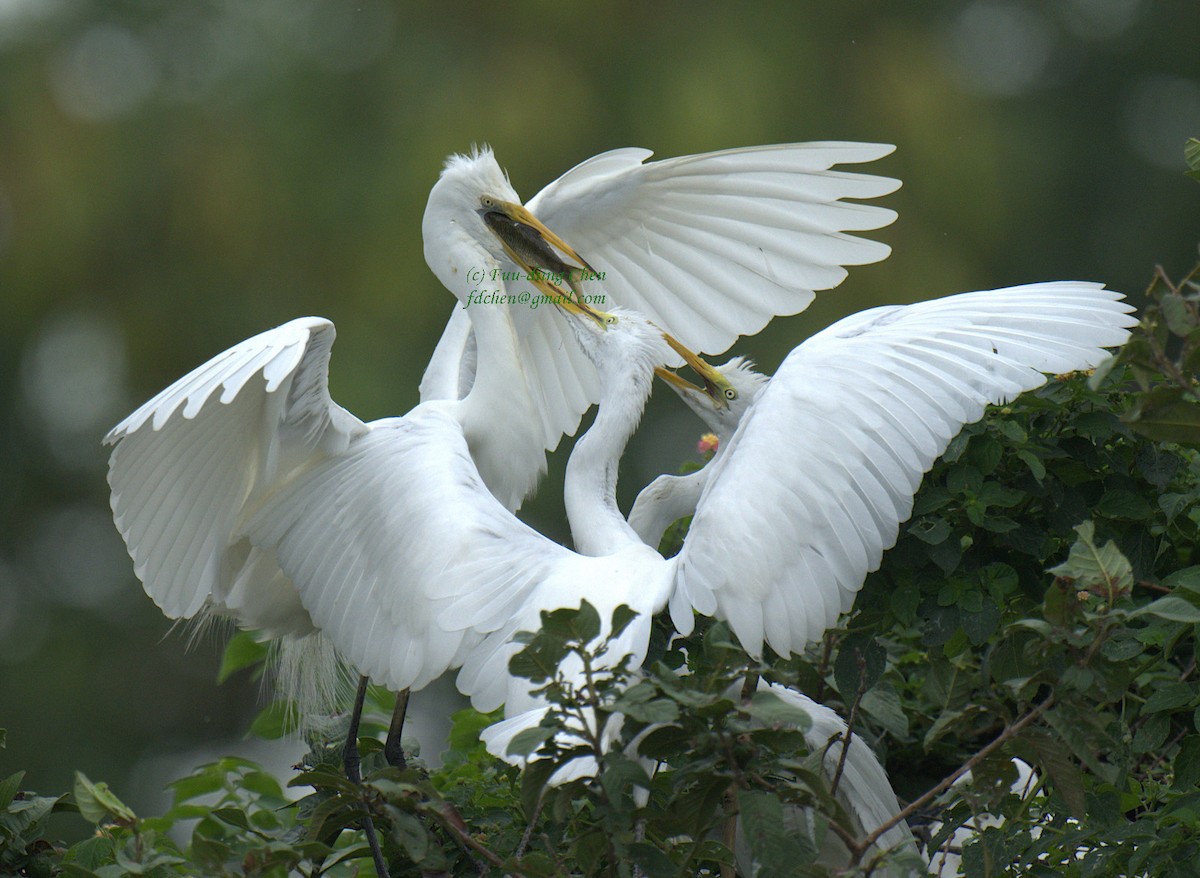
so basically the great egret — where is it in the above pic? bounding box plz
[628,356,767,547]
[418,143,900,509]
[105,139,900,719]
[477,282,1134,775]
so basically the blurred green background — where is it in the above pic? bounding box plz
[2,0,1198,824]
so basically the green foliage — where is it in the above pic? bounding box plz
[8,257,1200,875]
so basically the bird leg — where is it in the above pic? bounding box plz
[343,674,391,878]
[383,688,411,769]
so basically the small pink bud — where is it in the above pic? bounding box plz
[697,433,719,455]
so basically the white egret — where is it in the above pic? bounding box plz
[105,139,901,717]
[628,357,767,547]
[105,139,899,876]
[474,282,1134,777]
[418,143,900,508]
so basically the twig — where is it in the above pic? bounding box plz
[720,786,738,878]
[830,650,868,797]
[515,789,545,859]
[847,694,1056,866]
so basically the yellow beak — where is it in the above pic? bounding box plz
[482,199,615,328]
[659,336,735,409]
[490,200,598,275]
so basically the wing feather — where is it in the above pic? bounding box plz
[527,142,899,358]
[240,404,674,701]
[675,282,1136,657]
[105,317,366,632]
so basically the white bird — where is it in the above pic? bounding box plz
[605,283,1135,660]
[418,143,900,509]
[628,356,767,548]
[104,139,901,714]
[456,283,1135,773]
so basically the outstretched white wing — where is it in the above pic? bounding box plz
[105,317,365,632]
[240,402,673,703]
[424,143,898,510]
[673,282,1136,657]
[527,143,900,354]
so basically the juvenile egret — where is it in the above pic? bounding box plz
[611,282,1137,658]
[628,357,767,547]
[474,282,1134,776]
[418,143,900,508]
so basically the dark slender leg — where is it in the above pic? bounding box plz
[383,689,410,769]
[343,675,390,878]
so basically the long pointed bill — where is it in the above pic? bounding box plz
[654,365,703,394]
[491,200,598,275]
[660,334,735,409]
[480,200,614,328]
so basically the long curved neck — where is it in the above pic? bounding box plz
[454,283,547,509]
[566,345,654,557]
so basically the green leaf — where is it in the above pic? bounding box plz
[386,807,429,861]
[1133,712,1170,753]
[629,842,676,878]
[747,690,814,730]
[909,517,951,545]
[73,773,136,825]
[1186,137,1200,180]
[1075,411,1116,440]
[1048,521,1133,597]
[1126,397,1200,445]
[520,757,557,820]
[961,600,1001,645]
[168,770,225,805]
[506,725,554,758]
[1015,448,1046,480]
[541,600,601,644]
[216,631,270,683]
[241,770,284,799]
[1175,737,1200,789]
[1019,729,1085,817]
[212,806,252,830]
[446,707,496,756]
[737,789,816,875]
[0,771,23,810]
[609,604,640,642]
[1162,566,1200,594]
[1142,682,1196,714]
[947,463,983,495]
[248,700,296,739]
[860,682,909,738]
[1130,596,1200,624]
[833,633,885,698]
[1094,489,1153,520]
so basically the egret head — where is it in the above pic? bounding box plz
[423,146,522,294]
[424,146,597,314]
[655,356,766,440]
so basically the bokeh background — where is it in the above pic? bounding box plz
[2,0,1198,828]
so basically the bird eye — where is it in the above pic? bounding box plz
[605,315,619,325]
[481,195,495,208]
[725,388,738,400]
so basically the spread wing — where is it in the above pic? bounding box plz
[105,317,365,631]
[240,403,671,703]
[424,143,898,510]
[673,282,1137,657]
[527,142,900,354]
